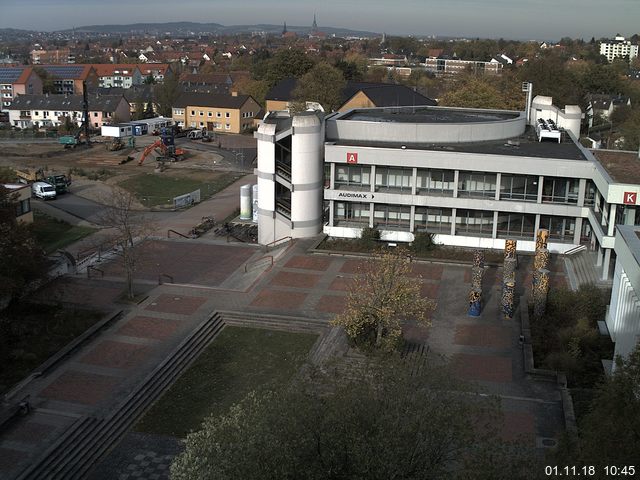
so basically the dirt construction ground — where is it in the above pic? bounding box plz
[0,135,256,206]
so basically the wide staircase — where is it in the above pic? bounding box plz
[564,250,602,289]
[16,313,225,480]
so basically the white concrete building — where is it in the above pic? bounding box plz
[255,101,640,281]
[600,34,639,63]
[607,225,640,363]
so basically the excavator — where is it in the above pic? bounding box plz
[138,128,185,166]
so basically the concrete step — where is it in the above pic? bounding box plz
[17,314,225,480]
[219,311,329,334]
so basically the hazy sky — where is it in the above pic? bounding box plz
[1,0,638,40]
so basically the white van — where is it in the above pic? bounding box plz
[32,181,57,200]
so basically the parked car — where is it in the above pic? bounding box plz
[32,181,57,200]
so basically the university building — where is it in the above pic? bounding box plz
[256,96,640,284]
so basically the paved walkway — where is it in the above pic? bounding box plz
[0,215,569,479]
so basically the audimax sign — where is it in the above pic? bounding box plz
[337,192,375,199]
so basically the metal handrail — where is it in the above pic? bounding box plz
[87,265,104,279]
[563,244,587,256]
[158,273,174,285]
[167,229,189,239]
[244,255,274,273]
[264,236,292,252]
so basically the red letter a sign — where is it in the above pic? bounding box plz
[347,152,358,164]
[624,192,637,205]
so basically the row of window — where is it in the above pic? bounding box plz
[333,202,577,241]
[333,166,584,204]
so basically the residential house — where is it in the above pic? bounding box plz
[421,55,503,76]
[2,184,33,224]
[9,94,130,129]
[587,94,631,127]
[92,64,143,88]
[139,64,173,83]
[265,78,436,112]
[0,66,43,112]
[95,85,156,117]
[172,92,260,133]
[31,48,75,64]
[37,64,98,94]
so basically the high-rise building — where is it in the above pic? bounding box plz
[599,34,639,62]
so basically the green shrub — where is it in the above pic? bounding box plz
[411,231,435,255]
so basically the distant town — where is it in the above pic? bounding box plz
[0,15,639,480]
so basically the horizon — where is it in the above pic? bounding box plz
[1,0,639,41]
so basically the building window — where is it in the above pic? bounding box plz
[93,112,98,117]
[225,123,230,130]
[207,111,212,117]
[539,215,575,243]
[225,112,230,118]
[374,204,411,230]
[216,112,221,118]
[416,168,455,195]
[584,180,597,207]
[335,165,371,190]
[190,110,195,116]
[414,207,452,234]
[456,209,494,237]
[496,212,535,239]
[199,122,204,127]
[199,111,204,116]
[542,177,580,204]
[375,167,412,193]
[500,174,538,202]
[15,198,31,217]
[335,202,369,226]
[457,171,497,198]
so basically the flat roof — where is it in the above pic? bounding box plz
[331,126,587,161]
[590,149,640,184]
[339,106,520,124]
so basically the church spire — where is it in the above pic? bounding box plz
[282,21,287,35]
[312,13,318,31]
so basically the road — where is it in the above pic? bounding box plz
[32,192,173,226]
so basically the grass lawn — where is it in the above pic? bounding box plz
[32,212,96,253]
[118,170,243,207]
[0,303,103,395]
[135,326,318,438]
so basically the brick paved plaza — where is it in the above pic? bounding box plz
[0,235,570,479]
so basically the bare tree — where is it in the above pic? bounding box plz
[99,187,155,299]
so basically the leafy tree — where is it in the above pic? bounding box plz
[171,358,540,480]
[439,75,523,110]
[0,186,48,304]
[293,62,346,112]
[153,74,181,117]
[579,63,625,94]
[617,108,640,150]
[517,55,583,106]
[257,48,315,88]
[143,73,156,85]
[142,101,155,119]
[334,59,363,82]
[33,67,56,94]
[332,248,435,351]
[557,343,640,468]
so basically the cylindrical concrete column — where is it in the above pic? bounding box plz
[468,289,482,317]
[501,281,515,319]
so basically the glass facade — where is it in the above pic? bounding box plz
[375,167,412,193]
[416,168,455,195]
[539,215,575,242]
[542,177,579,204]
[414,207,452,233]
[335,202,370,226]
[374,204,411,230]
[500,174,538,202]
[455,209,494,237]
[496,212,536,239]
[457,172,497,198]
[335,165,371,191]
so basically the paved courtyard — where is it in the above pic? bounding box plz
[0,235,570,479]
